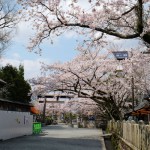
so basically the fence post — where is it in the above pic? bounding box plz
[139,120,144,150]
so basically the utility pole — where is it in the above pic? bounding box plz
[131,76,135,111]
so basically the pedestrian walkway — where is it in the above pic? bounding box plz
[0,124,106,150]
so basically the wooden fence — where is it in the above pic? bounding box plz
[107,120,150,150]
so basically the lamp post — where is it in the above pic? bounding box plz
[113,51,135,112]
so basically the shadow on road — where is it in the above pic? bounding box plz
[0,124,106,150]
[0,135,103,150]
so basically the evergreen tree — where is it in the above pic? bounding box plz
[0,64,31,103]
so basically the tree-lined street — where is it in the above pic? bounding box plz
[0,124,106,150]
[0,1,150,149]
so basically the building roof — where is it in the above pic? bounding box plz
[125,100,150,116]
[0,98,33,107]
[38,94,74,99]
[134,100,150,111]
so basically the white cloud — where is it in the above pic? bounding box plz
[0,57,51,79]
[12,53,21,60]
[14,20,35,45]
[1,57,20,67]
[63,30,78,39]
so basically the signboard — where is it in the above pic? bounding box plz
[113,51,128,60]
[39,100,64,103]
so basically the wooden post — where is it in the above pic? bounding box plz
[43,97,46,123]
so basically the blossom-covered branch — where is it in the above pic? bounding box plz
[18,0,150,52]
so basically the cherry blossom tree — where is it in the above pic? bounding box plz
[62,98,97,115]
[30,48,150,120]
[61,98,99,127]
[62,98,98,120]
[18,0,150,120]
[0,0,19,55]
[18,0,150,52]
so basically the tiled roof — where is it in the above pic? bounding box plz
[0,98,33,106]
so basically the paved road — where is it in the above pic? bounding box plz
[0,124,106,150]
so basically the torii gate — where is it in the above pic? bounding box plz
[37,94,74,123]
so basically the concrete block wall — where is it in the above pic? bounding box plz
[0,110,33,140]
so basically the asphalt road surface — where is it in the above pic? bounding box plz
[0,124,106,150]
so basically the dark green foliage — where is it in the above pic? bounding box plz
[0,64,31,103]
[111,133,120,150]
[63,113,76,124]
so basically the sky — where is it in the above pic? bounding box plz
[1,21,79,79]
